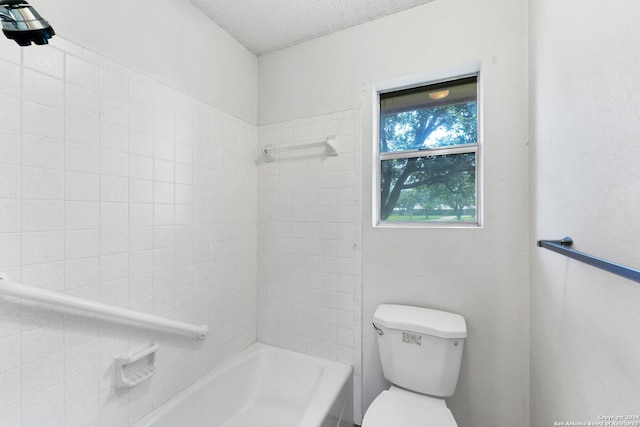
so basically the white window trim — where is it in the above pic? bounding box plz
[372,62,484,228]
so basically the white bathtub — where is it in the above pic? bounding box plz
[133,343,354,427]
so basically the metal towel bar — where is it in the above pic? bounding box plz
[537,237,640,283]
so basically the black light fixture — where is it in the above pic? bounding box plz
[0,0,54,46]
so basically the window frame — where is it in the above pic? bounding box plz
[373,66,483,228]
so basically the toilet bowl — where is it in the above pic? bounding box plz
[362,304,467,427]
[362,386,457,427]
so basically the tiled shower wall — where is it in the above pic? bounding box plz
[256,110,363,420]
[0,38,257,426]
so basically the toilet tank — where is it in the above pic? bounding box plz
[373,304,467,397]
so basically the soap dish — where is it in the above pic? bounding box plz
[116,341,159,388]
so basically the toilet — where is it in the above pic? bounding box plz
[362,304,467,427]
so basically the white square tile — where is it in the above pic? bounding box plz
[21,200,64,232]
[99,253,128,282]
[174,184,193,205]
[64,315,100,350]
[129,79,154,107]
[0,95,20,132]
[100,98,128,126]
[65,142,100,174]
[129,104,154,133]
[129,250,153,277]
[21,167,63,200]
[129,203,153,227]
[65,257,99,289]
[65,84,99,117]
[65,201,99,230]
[22,383,64,427]
[154,182,174,204]
[101,69,128,101]
[129,227,153,252]
[99,278,128,306]
[0,60,20,98]
[153,290,174,316]
[175,205,192,225]
[21,352,63,399]
[99,392,129,427]
[23,45,64,78]
[0,402,20,427]
[175,122,194,146]
[129,178,153,203]
[0,368,20,408]
[100,176,128,202]
[153,246,174,269]
[0,299,21,341]
[66,56,100,90]
[0,233,21,267]
[21,232,65,265]
[100,123,128,152]
[154,118,175,140]
[100,228,129,255]
[65,230,99,259]
[0,130,20,165]
[22,69,64,110]
[175,163,193,185]
[0,164,19,198]
[22,102,63,140]
[154,159,174,182]
[175,142,193,164]
[154,90,174,119]
[100,149,129,177]
[0,35,21,61]
[65,172,99,201]
[129,129,154,157]
[20,325,64,365]
[128,154,153,180]
[65,394,99,427]
[154,137,174,161]
[99,202,128,228]
[22,135,64,170]
[66,112,100,147]
[64,367,99,409]
[0,199,20,233]
[64,340,100,381]
[154,204,174,226]
[0,335,20,374]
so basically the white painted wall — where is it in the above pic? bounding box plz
[529,1,640,424]
[39,0,257,124]
[259,0,530,425]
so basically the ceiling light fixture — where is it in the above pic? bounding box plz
[428,89,450,100]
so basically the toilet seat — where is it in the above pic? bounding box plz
[362,386,457,427]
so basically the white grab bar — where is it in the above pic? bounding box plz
[0,273,209,339]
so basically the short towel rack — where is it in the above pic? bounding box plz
[537,237,640,284]
[261,135,338,162]
[0,273,209,339]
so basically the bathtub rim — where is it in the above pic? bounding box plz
[132,342,353,427]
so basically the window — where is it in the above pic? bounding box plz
[376,75,480,226]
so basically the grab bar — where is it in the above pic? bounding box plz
[537,237,640,284]
[0,273,209,339]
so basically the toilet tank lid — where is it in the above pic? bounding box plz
[373,304,467,339]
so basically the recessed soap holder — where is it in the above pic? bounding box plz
[116,341,159,388]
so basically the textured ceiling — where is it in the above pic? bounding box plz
[191,0,436,55]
